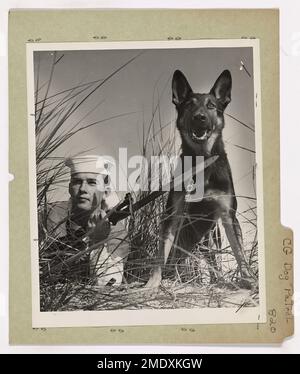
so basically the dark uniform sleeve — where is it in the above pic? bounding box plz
[39,201,90,282]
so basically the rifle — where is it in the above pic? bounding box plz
[107,156,218,225]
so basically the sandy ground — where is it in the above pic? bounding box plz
[49,280,259,312]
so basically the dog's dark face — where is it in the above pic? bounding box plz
[172,70,232,152]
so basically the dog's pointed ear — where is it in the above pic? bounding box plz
[172,70,193,107]
[210,70,232,109]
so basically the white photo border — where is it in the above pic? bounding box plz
[26,39,266,328]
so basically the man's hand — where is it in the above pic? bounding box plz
[89,217,111,244]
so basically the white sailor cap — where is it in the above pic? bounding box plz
[65,155,113,176]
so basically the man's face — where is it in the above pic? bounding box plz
[69,173,105,212]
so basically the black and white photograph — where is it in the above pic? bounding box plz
[27,40,265,327]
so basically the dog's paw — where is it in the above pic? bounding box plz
[143,268,162,291]
[144,278,161,291]
[238,277,257,290]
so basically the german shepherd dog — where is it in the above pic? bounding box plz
[145,69,255,290]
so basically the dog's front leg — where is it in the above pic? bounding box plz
[144,223,177,289]
[221,211,255,289]
[202,228,220,284]
[144,192,184,290]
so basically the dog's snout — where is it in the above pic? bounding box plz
[194,113,207,122]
